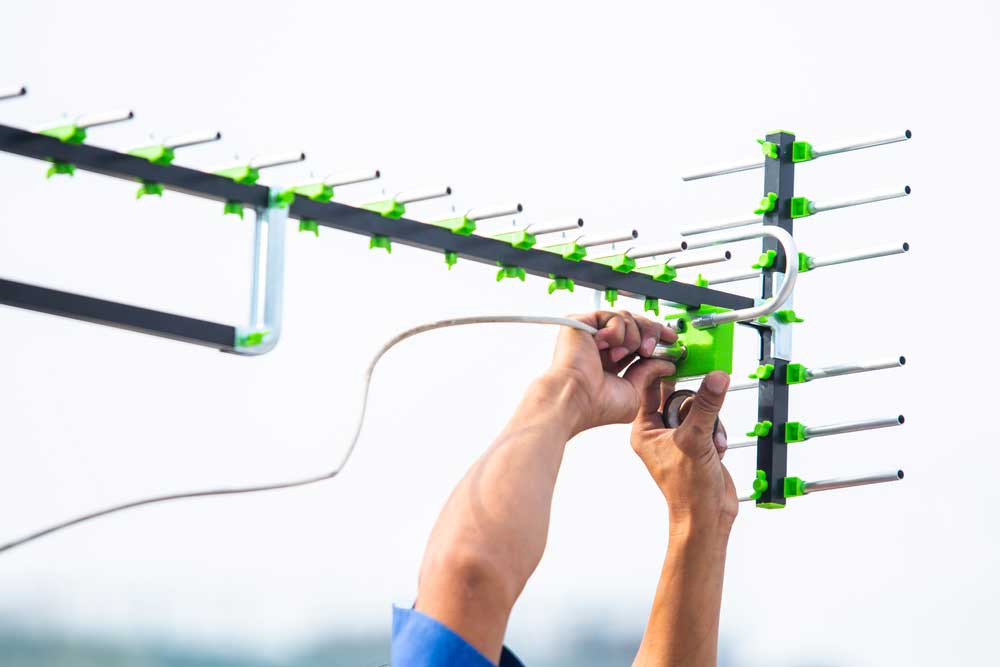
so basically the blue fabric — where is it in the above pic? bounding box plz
[391,606,525,667]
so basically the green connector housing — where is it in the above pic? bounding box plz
[547,275,574,294]
[593,253,636,273]
[636,263,677,283]
[430,216,477,236]
[604,288,618,306]
[784,476,806,498]
[785,421,808,443]
[753,249,777,270]
[754,191,778,215]
[750,470,768,500]
[774,309,804,324]
[643,298,660,316]
[445,250,458,269]
[291,183,334,202]
[757,139,779,159]
[299,219,320,236]
[370,235,392,253]
[791,141,814,162]
[785,363,809,384]
[40,124,87,144]
[790,196,813,218]
[496,263,526,281]
[748,363,774,380]
[541,241,587,262]
[493,229,536,249]
[746,420,773,438]
[664,305,735,379]
[798,251,813,273]
[362,199,406,219]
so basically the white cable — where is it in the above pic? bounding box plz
[0,315,597,555]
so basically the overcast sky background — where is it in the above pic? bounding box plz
[1,1,998,665]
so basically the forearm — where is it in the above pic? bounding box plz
[416,372,583,658]
[634,519,732,667]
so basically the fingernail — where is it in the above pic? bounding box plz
[705,372,730,394]
[610,346,629,362]
[642,337,656,356]
[714,430,728,450]
[596,340,610,351]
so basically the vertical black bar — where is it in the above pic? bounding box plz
[755,131,795,507]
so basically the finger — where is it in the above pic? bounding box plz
[608,311,642,364]
[714,421,728,460]
[632,314,665,358]
[658,376,677,412]
[624,358,677,417]
[676,371,729,453]
[594,312,627,352]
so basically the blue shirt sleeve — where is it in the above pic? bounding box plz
[391,606,525,667]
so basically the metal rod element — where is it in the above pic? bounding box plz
[739,469,905,502]
[803,414,904,440]
[625,241,688,259]
[700,269,759,286]
[812,130,912,159]
[0,85,27,101]
[163,131,222,149]
[681,215,761,237]
[667,249,731,270]
[806,356,906,382]
[677,376,757,393]
[681,130,912,182]
[577,229,638,248]
[467,203,523,221]
[249,151,307,170]
[808,241,909,269]
[525,218,584,236]
[325,169,381,187]
[75,109,135,129]
[395,186,452,205]
[810,186,911,215]
[684,226,799,327]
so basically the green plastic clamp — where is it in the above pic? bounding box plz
[798,251,813,273]
[663,305,735,379]
[445,251,459,270]
[752,249,777,270]
[271,189,295,209]
[40,124,87,178]
[750,470,769,500]
[299,220,320,236]
[790,196,814,218]
[370,235,392,253]
[361,199,406,219]
[784,476,806,497]
[604,288,619,306]
[431,216,477,236]
[290,183,335,236]
[541,241,587,262]
[593,253,636,273]
[493,229,536,249]
[237,330,269,348]
[774,309,804,324]
[785,363,809,385]
[214,165,261,219]
[785,421,808,443]
[695,273,709,287]
[126,145,175,198]
[757,139,779,159]
[644,298,660,316]
[748,363,774,380]
[548,275,574,294]
[791,141,814,162]
[746,420,773,438]
[636,262,677,283]
[496,263,526,281]
[754,192,778,215]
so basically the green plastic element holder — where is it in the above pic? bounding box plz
[299,220,320,236]
[541,241,587,261]
[790,196,813,218]
[547,275,574,294]
[604,288,619,306]
[750,470,769,500]
[644,297,660,316]
[214,165,261,219]
[127,144,177,198]
[749,363,775,380]
[664,305,735,379]
[493,229,536,249]
[362,199,406,219]
[431,216,476,236]
[757,139,779,159]
[785,363,809,384]
[785,421,808,443]
[290,184,335,236]
[791,141,814,162]
[445,251,458,269]
[237,330,269,347]
[797,251,813,273]
[754,191,778,215]
[496,263,526,281]
[753,249,777,270]
[136,180,164,198]
[695,273,710,287]
[593,253,636,273]
[774,309,804,324]
[369,235,392,253]
[636,263,678,283]
[746,420,773,438]
[784,476,806,497]
[40,125,87,178]
[271,189,295,209]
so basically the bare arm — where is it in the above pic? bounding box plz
[415,311,677,662]
[631,371,738,667]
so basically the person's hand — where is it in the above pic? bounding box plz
[545,310,678,435]
[630,370,738,531]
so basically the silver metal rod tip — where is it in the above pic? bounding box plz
[899,355,907,365]
[680,240,688,250]
[904,130,912,139]
[575,218,584,227]
[374,169,381,178]
[904,185,911,194]
[446,186,453,195]
[897,415,905,424]
[897,469,905,479]
[902,242,910,251]
[723,250,731,259]
[629,229,638,239]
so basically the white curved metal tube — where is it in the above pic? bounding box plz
[234,190,288,356]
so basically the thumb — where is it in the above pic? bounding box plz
[677,371,729,448]
[622,358,677,425]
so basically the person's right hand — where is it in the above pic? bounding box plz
[629,370,738,530]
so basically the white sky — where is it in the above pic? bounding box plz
[1,1,998,664]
